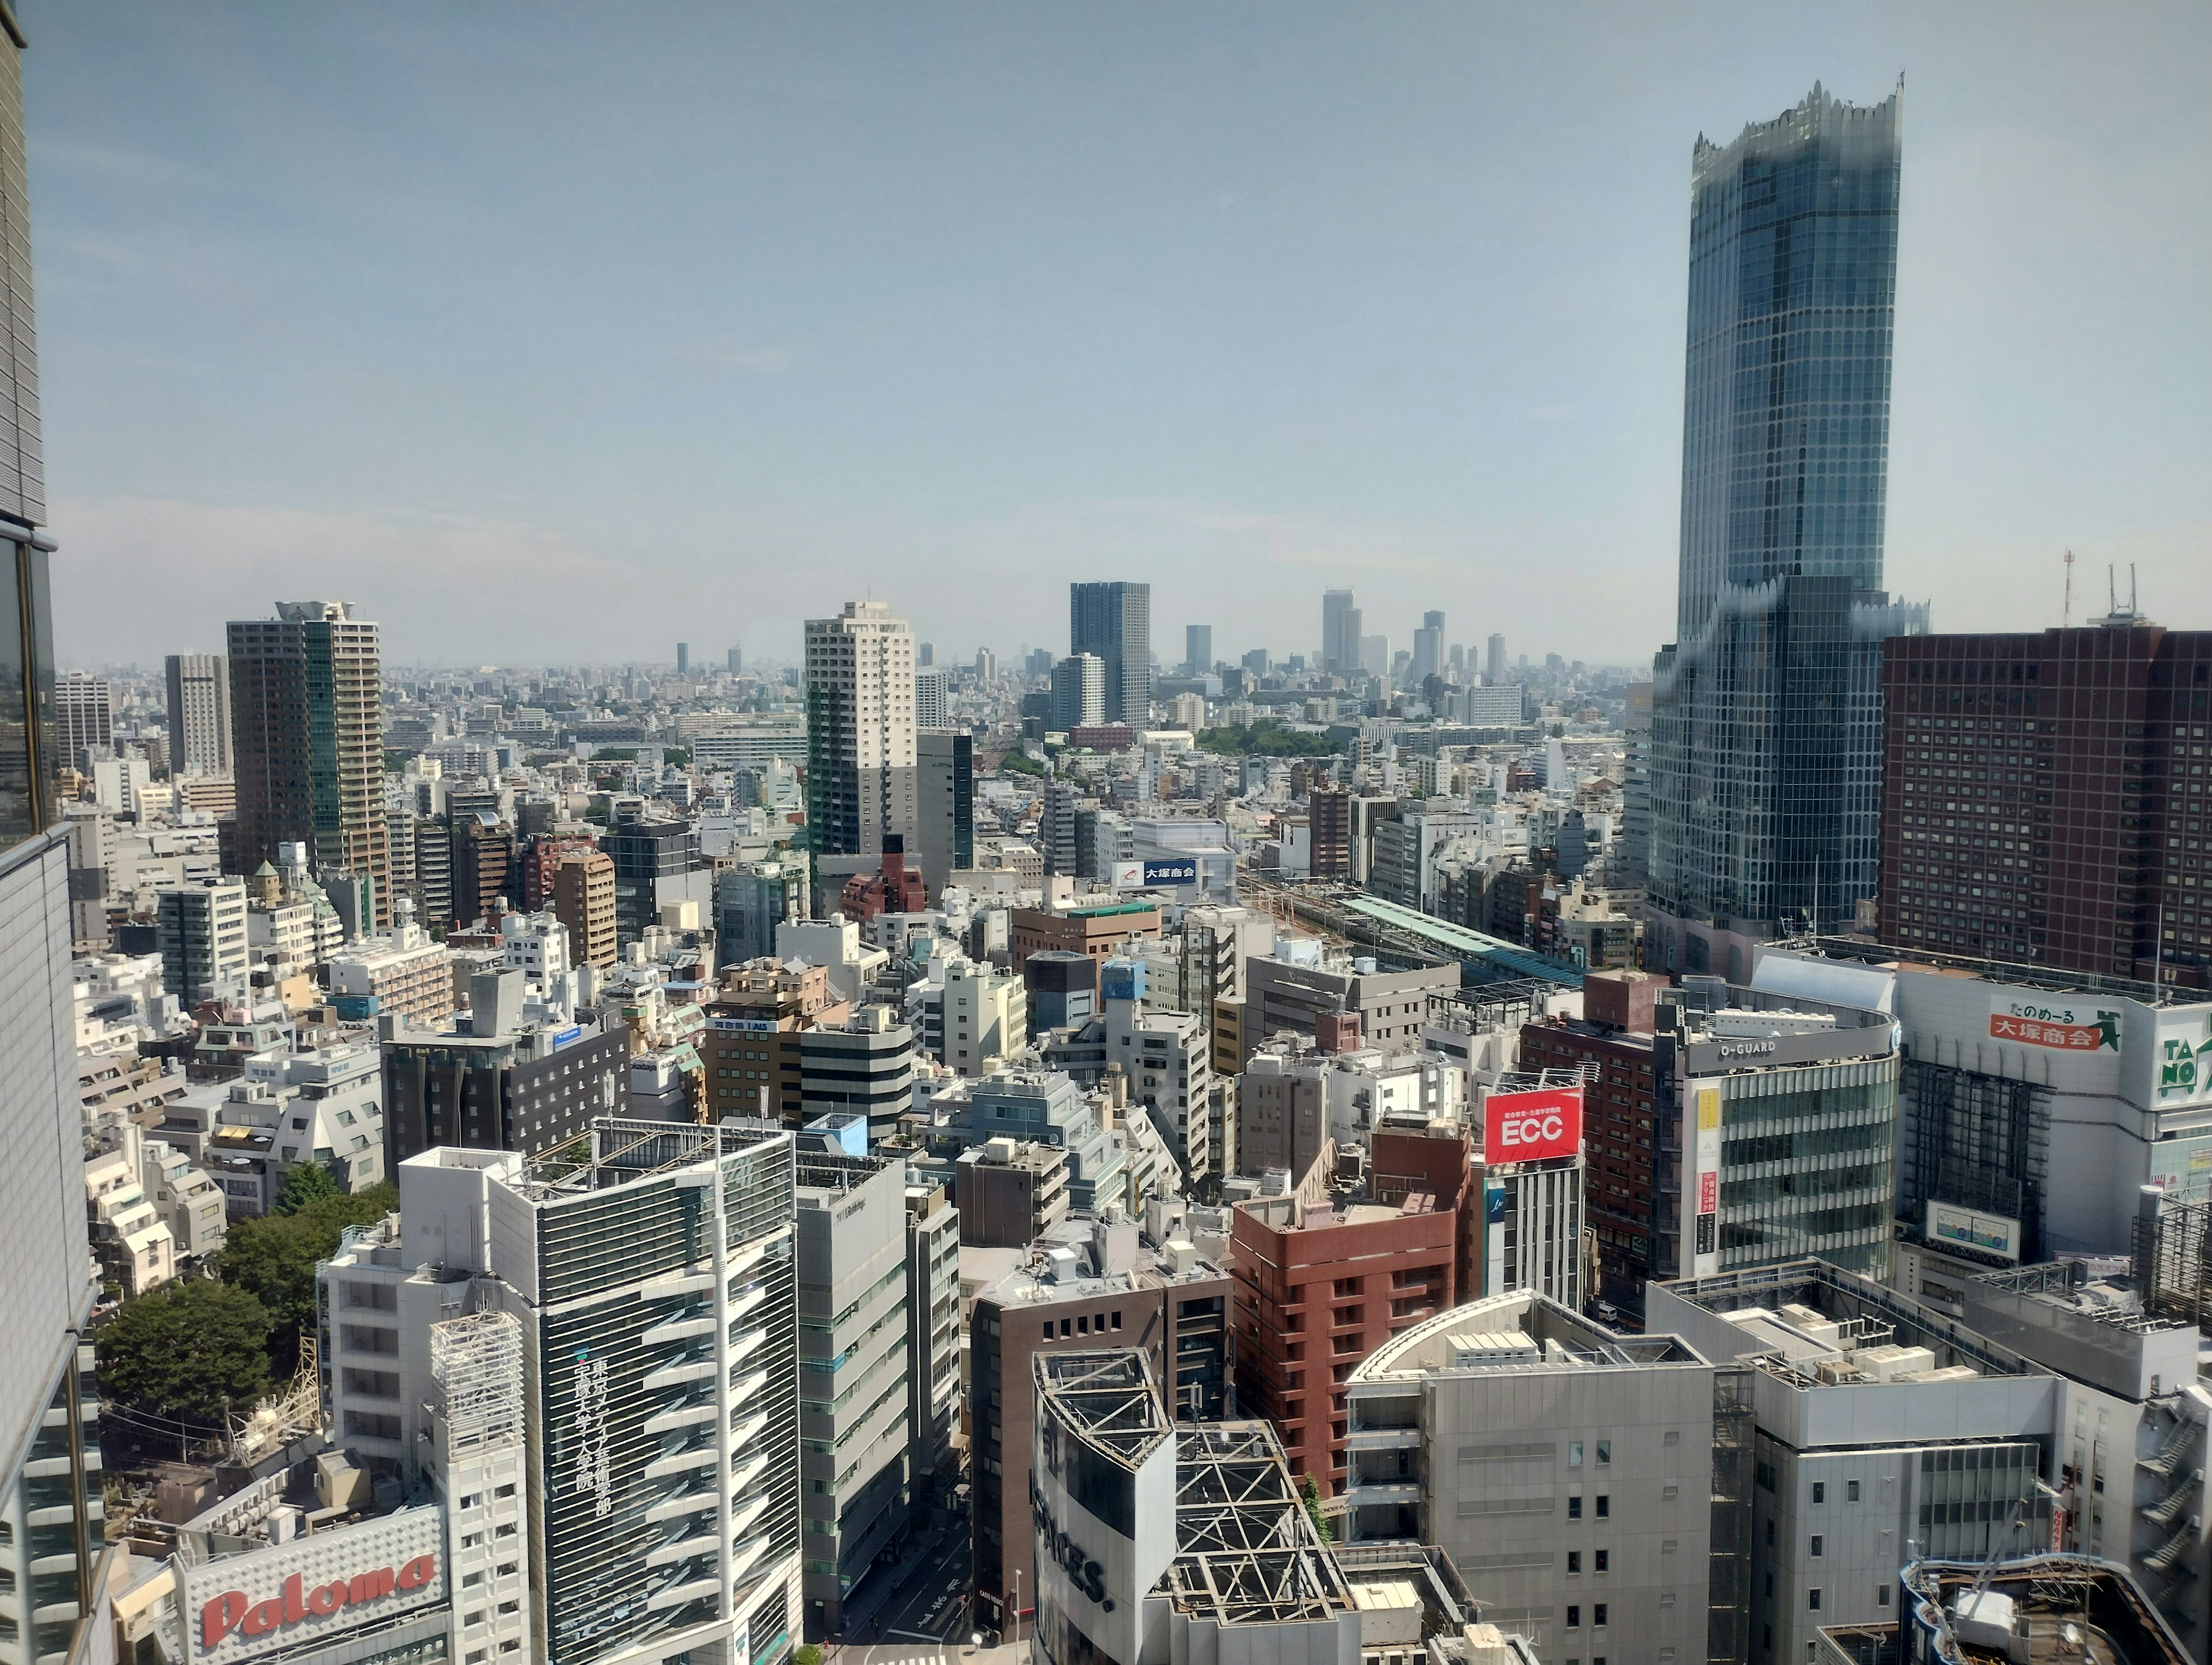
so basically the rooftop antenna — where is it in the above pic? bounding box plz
[2108,564,2118,616]
[2062,550,2074,627]
[2130,562,2138,616]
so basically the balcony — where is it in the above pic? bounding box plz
[644,1575,721,1611]
[644,1489,716,1526]
[1346,1427,1421,1452]
[641,1312,717,1348]
[642,1444,720,1481]
[1343,1478,1422,1507]
[643,1355,717,1392]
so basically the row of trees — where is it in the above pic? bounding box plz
[96,1164,398,1432]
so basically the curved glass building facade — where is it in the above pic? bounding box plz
[1650,82,1926,952]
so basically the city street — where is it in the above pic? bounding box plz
[836,1515,976,1651]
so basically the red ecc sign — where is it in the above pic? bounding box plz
[202,1556,438,1651]
[1483,1086,1583,1165]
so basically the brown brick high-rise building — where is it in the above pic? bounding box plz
[1309,784,1351,879]
[550,847,616,969]
[1230,1129,1471,1499]
[1880,621,2212,984]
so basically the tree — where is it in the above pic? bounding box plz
[222,1183,397,1375]
[98,1280,272,1427]
[1298,1473,1335,1543]
[271,1161,342,1215]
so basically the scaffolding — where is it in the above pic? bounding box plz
[2137,1194,2212,1327]
[431,1310,524,1453]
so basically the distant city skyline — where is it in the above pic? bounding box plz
[21,3,2210,667]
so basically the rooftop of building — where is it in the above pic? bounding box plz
[1900,1553,2192,1665]
[1653,1258,2044,1391]
[1351,1290,1705,1383]
[976,1210,1226,1310]
[1036,1349,1172,1469]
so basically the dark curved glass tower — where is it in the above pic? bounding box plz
[1650,81,1925,956]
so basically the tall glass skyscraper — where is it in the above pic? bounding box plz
[1069,581,1152,725]
[1649,81,1926,970]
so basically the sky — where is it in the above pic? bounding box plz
[21,2,2211,673]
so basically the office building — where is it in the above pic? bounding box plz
[1024,949,1098,1030]
[913,666,948,729]
[165,651,233,776]
[1661,974,1900,1286]
[550,845,617,969]
[904,1179,961,1511]
[714,857,804,969]
[675,639,690,674]
[914,728,973,898]
[728,644,743,674]
[1651,1258,2066,1665]
[794,1147,912,1636]
[938,1071,1126,1213]
[154,874,249,1005]
[55,670,110,768]
[1962,1257,2206,1651]
[1344,1291,1729,1663]
[1518,971,1663,1318]
[1245,953,1458,1052]
[684,712,807,773]
[381,970,628,1161]
[323,1124,801,1665]
[1878,622,2212,982]
[1411,610,1444,685]
[228,601,389,921]
[967,1215,1232,1637]
[1485,633,1506,685]
[1755,946,2212,1269]
[975,646,994,682]
[1099,958,1213,1179]
[1648,82,1921,974]
[1011,899,1162,972]
[956,1138,1070,1248]
[0,28,110,1664]
[941,958,1028,1076]
[1620,677,1654,878]
[1359,633,1387,679]
[1184,623,1212,677]
[797,1006,915,1142]
[601,817,706,946]
[1031,1351,1484,1665]
[1070,581,1152,726]
[1323,589,1361,677]
[1050,651,1105,733]
[805,600,918,858]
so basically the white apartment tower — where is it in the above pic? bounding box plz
[164,651,232,775]
[804,600,917,858]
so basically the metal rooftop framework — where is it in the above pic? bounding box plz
[520,1114,789,1197]
[1172,1423,1309,1556]
[1158,1417,1355,1629]
[431,1309,524,1454]
[2134,1194,2212,1328]
[1034,1350,1172,1468]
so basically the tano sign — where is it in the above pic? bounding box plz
[202,1556,438,1652]
[1483,1086,1583,1166]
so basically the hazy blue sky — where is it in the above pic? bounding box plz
[23,2,2210,672]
